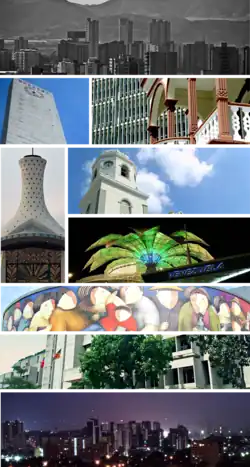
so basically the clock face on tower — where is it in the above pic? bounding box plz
[24,86,44,98]
[103,160,114,168]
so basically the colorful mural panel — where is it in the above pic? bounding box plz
[2,286,250,333]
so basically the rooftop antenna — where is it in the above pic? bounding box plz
[32,147,34,155]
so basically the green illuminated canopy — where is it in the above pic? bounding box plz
[82,226,214,280]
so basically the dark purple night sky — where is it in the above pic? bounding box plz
[2,393,250,433]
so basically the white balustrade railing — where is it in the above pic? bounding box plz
[156,138,190,145]
[154,104,250,145]
[230,104,250,142]
[195,109,219,144]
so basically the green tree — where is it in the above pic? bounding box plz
[71,335,175,389]
[3,364,39,389]
[190,336,250,388]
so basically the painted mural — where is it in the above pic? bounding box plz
[2,286,250,333]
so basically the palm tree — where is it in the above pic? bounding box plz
[81,226,214,282]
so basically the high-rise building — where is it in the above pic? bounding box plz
[92,78,188,144]
[1,79,66,144]
[169,425,189,451]
[1,151,65,283]
[182,42,210,74]
[86,18,99,58]
[0,49,12,71]
[1,420,25,449]
[0,39,5,49]
[13,49,40,73]
[58,40,89,64]
[119,18,133,46]
[87,419,99,445]
[14,37,28,52]
[149,20,171,47]
[79,150,148,214]
[211,43,239,74]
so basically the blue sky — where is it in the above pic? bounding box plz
[0,78,89,144]
[0,285,48,332]
[68,147,250,214]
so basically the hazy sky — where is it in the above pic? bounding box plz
[0,335,46,374]
[1,148,65,228]
[2,393,250,433]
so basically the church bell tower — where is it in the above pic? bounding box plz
[80,150,148,214]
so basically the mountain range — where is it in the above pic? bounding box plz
[87,0,249,21]
[0,0,248,44]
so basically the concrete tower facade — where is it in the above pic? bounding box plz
[1,79,66,144]
[119,18,133,46]
[2,154,64,238]
[1,152,65,283]
[79,150,148,214]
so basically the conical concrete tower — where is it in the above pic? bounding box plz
[1,151,65,283]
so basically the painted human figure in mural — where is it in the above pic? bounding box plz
[119,285,160,331]
[27,288,91,331]
[214,296,232,332]
[77,286,118,331]
[178,287,220,331]
[7,301,34,332]
[99,292,137,331]
[149,286,183,331]
[49,289,93,331]
[230,297,247,331]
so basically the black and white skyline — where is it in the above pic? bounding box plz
[0,0,249,75]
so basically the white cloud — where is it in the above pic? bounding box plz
[80,158,95,196]
[1,148,65,228]
[136,146,213,187]
[137,169,172,214]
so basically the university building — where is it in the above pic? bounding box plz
[37,335,250,390]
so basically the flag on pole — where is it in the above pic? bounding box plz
[40,358,45,368]
[40,352,46,368]
[53,349,62,360]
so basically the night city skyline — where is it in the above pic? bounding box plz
[2,393,250,433]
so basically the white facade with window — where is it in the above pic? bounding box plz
[80,150,148,214]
